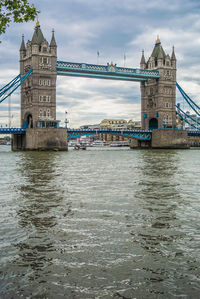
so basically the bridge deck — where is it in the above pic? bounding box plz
[67,128,152,140]
[1,128,199,140]
[0,128,26,134]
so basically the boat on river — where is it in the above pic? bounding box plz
[73,144,86,150]
[91,140,108,147]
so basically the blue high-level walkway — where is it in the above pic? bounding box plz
[56,61,160,82]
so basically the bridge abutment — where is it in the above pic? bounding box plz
[130,129,189,149]
[151,129,189,149]
[12,128,68,151]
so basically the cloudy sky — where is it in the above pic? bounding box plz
[0,0,200,127]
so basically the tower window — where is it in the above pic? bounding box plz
[39,79,51,86]
[43,47,47,53]
[39,95,51,102]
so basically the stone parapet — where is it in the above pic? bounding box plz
[130,129,190,149]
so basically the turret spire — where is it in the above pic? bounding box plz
[31,21,45,45]
[171,46,176,60]
[140,50,146,64]
[20,34,26,51]
[50,29,57,47]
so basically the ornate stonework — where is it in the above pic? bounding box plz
[19,22,57,129]
[140,39,177,130]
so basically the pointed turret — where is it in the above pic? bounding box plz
[20,34,26,51]
[171,46,176,60]
[31,19,45,45]
[140,50,145,64]
[31,29,38,44]
[171,46,176,68]
[50,29,57,47]
[50,29,57,57]
[140,50,146,69]
[151,36,165,59]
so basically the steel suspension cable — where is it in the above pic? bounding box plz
[0,69,33,104]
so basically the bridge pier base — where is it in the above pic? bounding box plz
[12,134,26,151]
[12,128,68,151]
[130,129,190,149]
[151,129,189,149]
[130,139,151,149]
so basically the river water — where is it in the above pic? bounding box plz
[0,145,200,298]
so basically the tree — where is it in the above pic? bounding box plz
[0,0,37,35]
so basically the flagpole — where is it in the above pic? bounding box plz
[124,52,126,67]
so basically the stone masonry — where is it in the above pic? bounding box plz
[20,20,57,129]
[140,37,177,130]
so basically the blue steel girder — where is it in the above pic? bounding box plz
[0,69,33,104]
[0,128,26,134]
[56,61,160,82]
[67,129,152,141]
[188,130,200,136]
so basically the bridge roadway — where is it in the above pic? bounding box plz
[56,61,160,82]
[67,128,152,140]
[0,128,151,140]
[0,128,200,140]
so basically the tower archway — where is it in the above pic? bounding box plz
[26,114,33,128]
[149,118,158,130]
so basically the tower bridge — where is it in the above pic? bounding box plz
[0,21,197,150]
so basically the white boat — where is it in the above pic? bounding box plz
[110,141,130,147]
[91,140,107,147]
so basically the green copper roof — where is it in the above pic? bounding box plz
[151,43,166,59]
[31,25,45,45]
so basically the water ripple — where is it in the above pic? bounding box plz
[0,146,200,298]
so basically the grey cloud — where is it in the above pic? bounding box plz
[1,0,200,127]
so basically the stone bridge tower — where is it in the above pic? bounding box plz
[20,20,58,129]
[140,37,177,130]
[13,20,67,151]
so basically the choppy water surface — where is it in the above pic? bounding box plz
[0,145,200,298]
